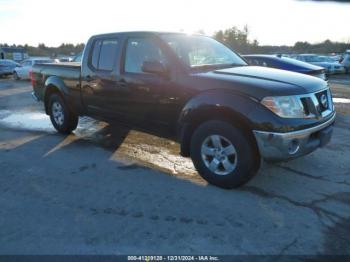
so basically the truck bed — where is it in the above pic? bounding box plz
[40,62,81,68]
[32,62,81,101]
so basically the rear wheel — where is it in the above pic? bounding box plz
[190,120,260,189]
[48,94,78,134]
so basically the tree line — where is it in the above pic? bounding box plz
[1,27,350,57]
[0,43,85,57]
[212,26,350,54]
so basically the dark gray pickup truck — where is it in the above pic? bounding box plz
[31,31,336,189]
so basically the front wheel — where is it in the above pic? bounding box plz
[48,94,78,134]
[190,120,260,189]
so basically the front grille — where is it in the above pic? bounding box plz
[299,88,333,118]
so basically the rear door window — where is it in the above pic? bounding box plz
[90,38,119,71]
[91,40,102,69]
[98,39,119,71]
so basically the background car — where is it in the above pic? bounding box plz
[295,54,345,75]
[54,57,73,63]
[0,59,19,78]
[340,50,350,73]
[328,55,341,62]
[13,57,54,80]
[243,54,327,80]
[72,52,82,63]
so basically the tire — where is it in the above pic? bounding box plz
[48,94,78,134]
[190,120,260,189]
[13,72,19,80]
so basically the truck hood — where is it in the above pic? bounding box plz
[193,66,328,99]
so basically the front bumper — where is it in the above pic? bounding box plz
[253,113,336,161]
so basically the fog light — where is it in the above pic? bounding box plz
[288,139,300,155]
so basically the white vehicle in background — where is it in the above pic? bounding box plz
[72,52,82,62]
[295,54,345,75]
[13,57,54,80]
[340,50,350,73]
[54,56,73,63]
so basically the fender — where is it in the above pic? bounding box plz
[43,75,73,114]
[44,75,70,97]
[177,89,260,156]
[178,89,259,129]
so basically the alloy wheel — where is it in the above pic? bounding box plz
[201,135,238,176]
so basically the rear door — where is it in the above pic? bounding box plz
[81,37,123,118]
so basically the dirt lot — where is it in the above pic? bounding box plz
[0,76,349,255]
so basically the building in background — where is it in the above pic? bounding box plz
[0,47,28,62]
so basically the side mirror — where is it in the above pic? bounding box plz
[142,60,168,76]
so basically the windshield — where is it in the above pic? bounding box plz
[160,34,247,69]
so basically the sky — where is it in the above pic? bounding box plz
[0,0,349,47]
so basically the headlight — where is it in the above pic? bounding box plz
[261,96,305,118]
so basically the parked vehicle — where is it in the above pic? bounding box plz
[340,50,350,73]
[72,52,82,63]
[0,59,19,78]
[13,57,54,80]
[328,55,341,62]
[31,32,335,189]
[295,54,345,75]
[243,55,326,80]
[54,57,72,63]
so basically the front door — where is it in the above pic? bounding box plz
[116,36,181,128]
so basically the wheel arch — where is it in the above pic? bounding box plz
[177,90,260,158]
[43,76,70,115]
